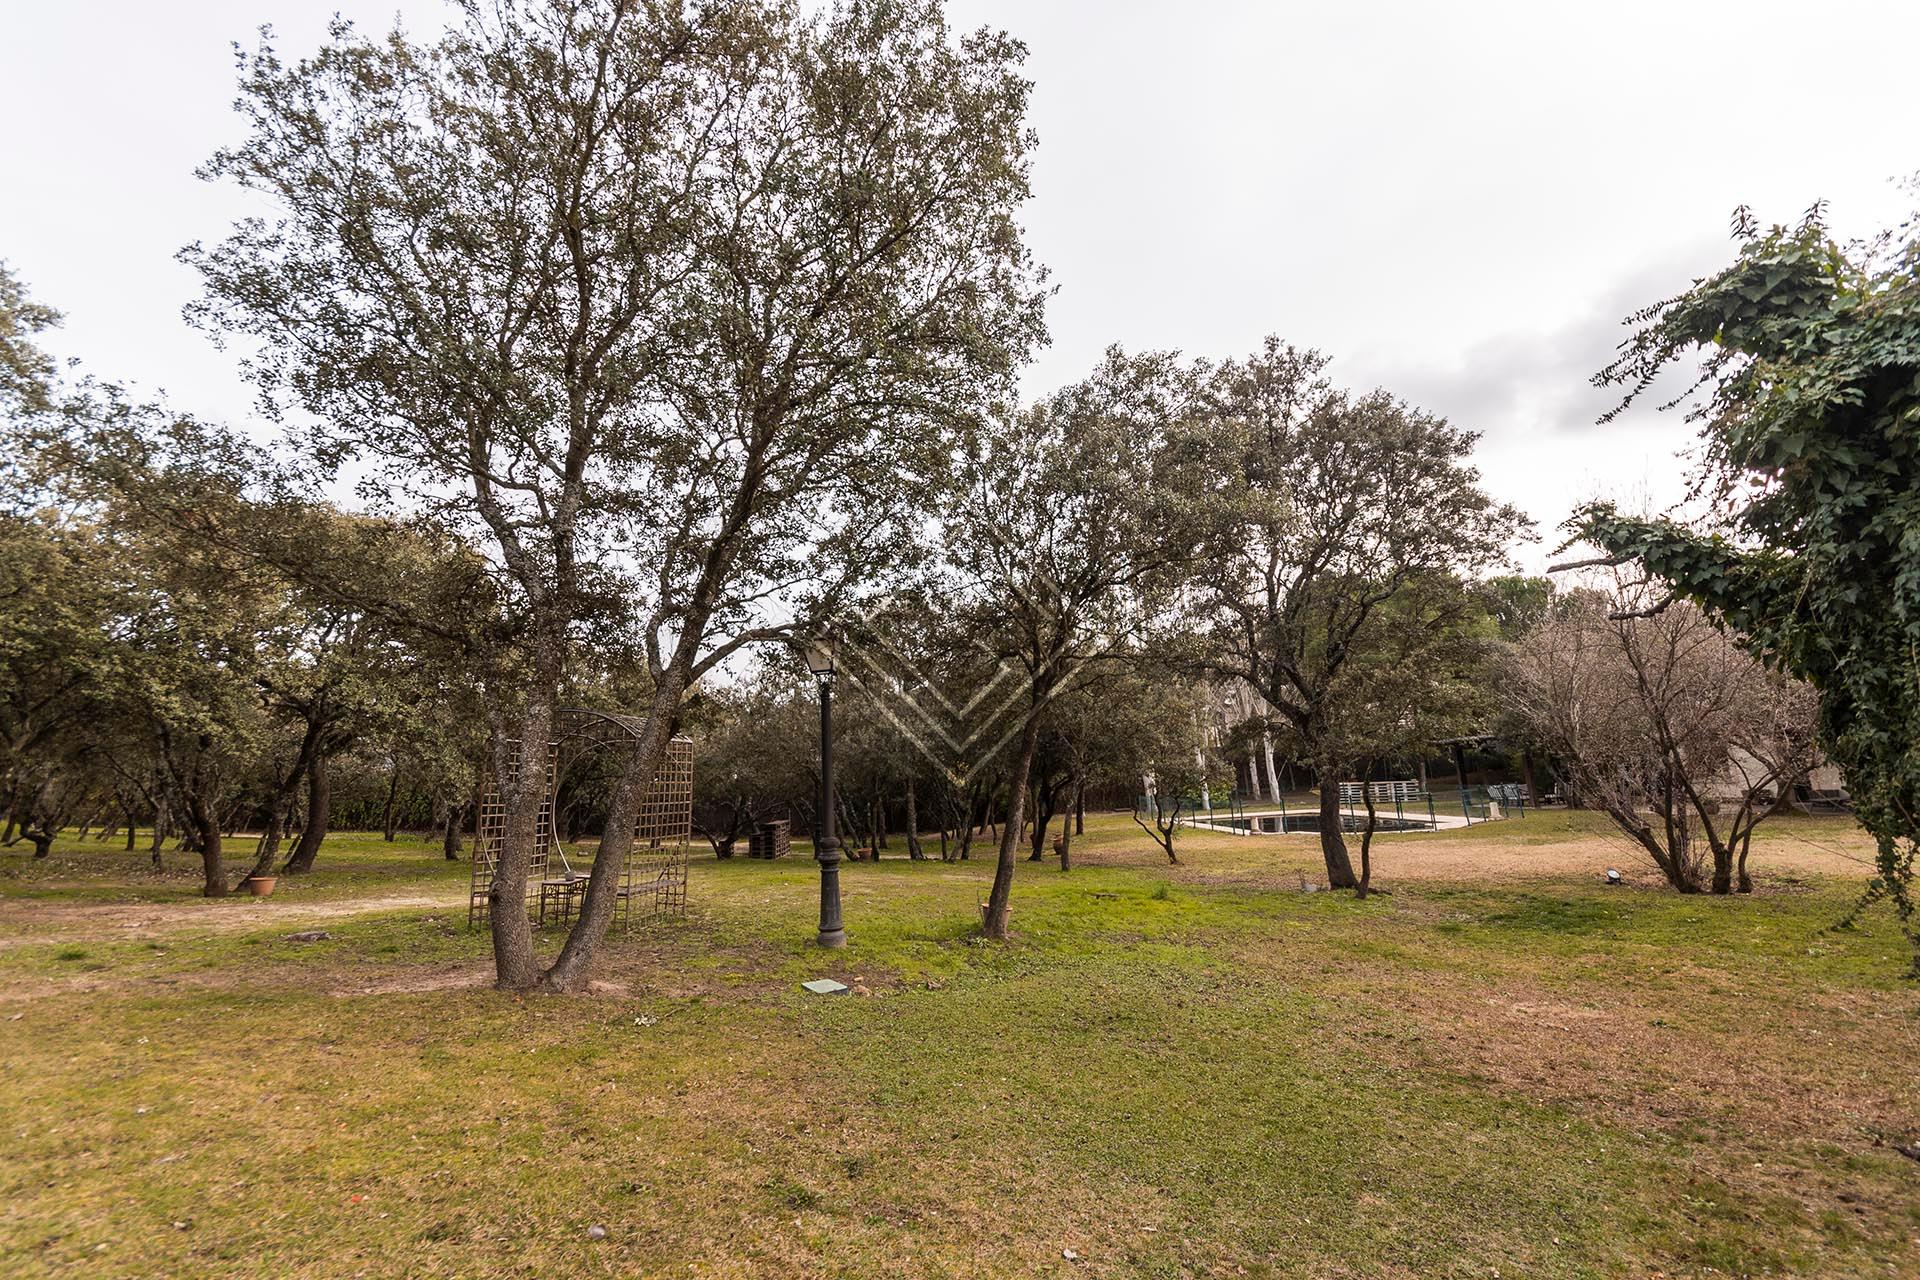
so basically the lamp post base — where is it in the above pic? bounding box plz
[815,928,847,949]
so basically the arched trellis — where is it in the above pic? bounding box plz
[468,707,693,932]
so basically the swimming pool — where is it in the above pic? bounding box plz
[1206,812,1436,834]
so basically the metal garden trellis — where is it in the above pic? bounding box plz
[468,707,692,932]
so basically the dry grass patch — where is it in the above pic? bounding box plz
[2,814,1918,1278]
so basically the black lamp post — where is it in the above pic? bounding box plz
[805,634,846,948]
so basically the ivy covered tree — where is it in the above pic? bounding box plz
[1569,199,1920,966]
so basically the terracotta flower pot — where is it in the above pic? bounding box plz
[246,876,277,897]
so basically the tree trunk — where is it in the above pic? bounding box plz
[1027,774,1054,862]
[1356,763,1379,899]
[1619,805,1700,893]
[284,754,331,873]
[1059,776,1084,872]
[1317,768,1359,889]
[382,760,401,842]
[956,793,976,861]
[983,712,1044,940]
[184,789,226,898]
[1133,794,1182,863]
[443,802,463,860]
[487,692,559,992]
[198,827,225,895]
[833,788,856,857]
[540,676,685,994]
[237,810,285,889]
[1709,839,1734,895]
[237,748,314,890]
[150,799,168,870]
[904,779,924,860]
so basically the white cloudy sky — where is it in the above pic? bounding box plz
[4,0,1915,568]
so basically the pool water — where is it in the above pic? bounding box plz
[1210,813,1434,834]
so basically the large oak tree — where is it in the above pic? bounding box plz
[1192,339,1528,889]
[188,0,1044,989]
[944,348,1204,938]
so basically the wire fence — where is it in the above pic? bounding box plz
[1136,782,1537,834]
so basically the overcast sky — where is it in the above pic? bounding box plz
[3,1,1915,568]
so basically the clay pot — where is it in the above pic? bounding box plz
[246,876,277,897]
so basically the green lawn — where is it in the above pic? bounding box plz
[0,813,1915,1278]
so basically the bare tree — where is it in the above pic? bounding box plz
[1131,787,1191,865]
[1509,584,1819,893]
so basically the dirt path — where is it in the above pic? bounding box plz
[1078,825,1882,886]
[0,888,468,949]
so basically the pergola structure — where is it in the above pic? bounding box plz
[468,707,693,932]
